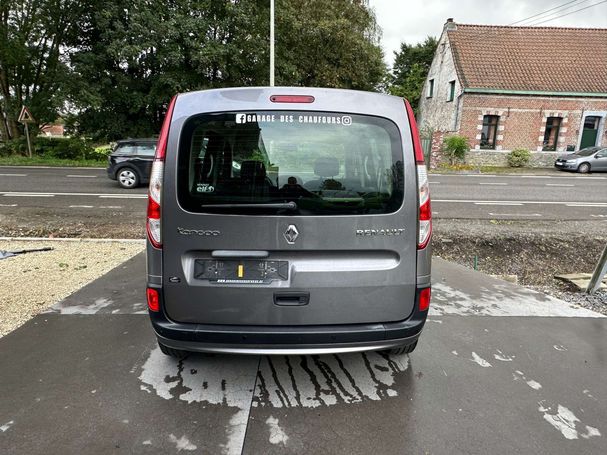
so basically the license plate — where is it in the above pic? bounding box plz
[555,162,563,166]
[194,259,288,284]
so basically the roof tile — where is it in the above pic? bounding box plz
[448,24,607,94]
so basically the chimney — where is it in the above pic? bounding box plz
[444,18,456,32]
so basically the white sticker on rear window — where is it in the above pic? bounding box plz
[196,183,215,193]
[235,113,352,126]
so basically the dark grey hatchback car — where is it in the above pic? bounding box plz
[107,138,157,188]
[145,87,432,357]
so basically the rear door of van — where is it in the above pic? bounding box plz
[156,88,420,327]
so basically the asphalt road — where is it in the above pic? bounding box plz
[0,253,604,454]
[0,166,606,224]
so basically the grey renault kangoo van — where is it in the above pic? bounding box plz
[146,87,432,356]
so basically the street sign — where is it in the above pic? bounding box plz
[18,106,35,158]
[18,106,35,124]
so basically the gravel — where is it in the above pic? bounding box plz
[0,239,144,337]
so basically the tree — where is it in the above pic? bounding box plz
[275,0,386,91]
[68,0,387,141]
[388,36,437,114]
[0,0,85,140]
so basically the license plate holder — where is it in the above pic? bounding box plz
[194,259,289,284]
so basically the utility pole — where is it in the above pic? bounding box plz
[586,243,607,294]
[270,0,275,86]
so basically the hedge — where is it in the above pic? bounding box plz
[0,137,111,161]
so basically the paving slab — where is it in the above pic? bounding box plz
[1,253,606,454]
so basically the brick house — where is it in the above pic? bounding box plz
[418,20,607,167]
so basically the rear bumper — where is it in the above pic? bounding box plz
[148,287,429,355]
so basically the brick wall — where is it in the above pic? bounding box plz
[459,94,607,154]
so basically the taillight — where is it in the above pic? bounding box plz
[417,164,432,249]
[270,95,315,103]
[405,99,432,249]
[147,95,177,249]
[418,287,431,312]
[147,288,160,312]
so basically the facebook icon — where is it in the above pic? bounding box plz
[236,114,247,124]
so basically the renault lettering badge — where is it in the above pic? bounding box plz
[284,225,299,244]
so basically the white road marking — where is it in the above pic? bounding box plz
[475,202,523,206]
[0,420,14,432]
[0,191,146,198]
[566,203,607,207]
[0,203,17,207]
[99,205,123,209]
[0,173,26,177]
[435,199,607,207]
[479,182,508,185]
[429,181,441,184]
[99,194,146,199]
[69,205,94,208]
[432,173,606,180]
[66,174,97,178]
[3,193,54,197]
[591,214,607,218]
[546,183,574,187]
[489,213,542,217]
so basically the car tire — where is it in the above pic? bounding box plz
[117,167,140,188]
[158,341,189,359]
[384,340,418,356]
[577,162,591,174]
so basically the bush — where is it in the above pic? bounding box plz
[507,148,531,167]
[0,136,101,161]
[442,135,469,165]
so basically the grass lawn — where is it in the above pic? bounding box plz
[0,155,106,167]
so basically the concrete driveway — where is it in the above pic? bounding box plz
[0,254,605,454]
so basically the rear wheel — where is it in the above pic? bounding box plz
[117,167,140,188]
[158,341,188,359]
[384,340,418,355]
[577,162,591,174]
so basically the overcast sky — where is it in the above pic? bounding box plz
[369,0,607,67]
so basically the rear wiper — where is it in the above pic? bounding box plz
[200,201,298,210]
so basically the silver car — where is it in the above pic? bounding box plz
[145,87,432,357]
[554,147,607,173]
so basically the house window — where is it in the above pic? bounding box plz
[448,81,455,102]
[543,117,561,151]
[480,115,499,149]
[427,79,434,98]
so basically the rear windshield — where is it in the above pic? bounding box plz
[177,111,404,215]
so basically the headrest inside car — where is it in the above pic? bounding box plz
[314,157,339,177]
[240,160,266,180]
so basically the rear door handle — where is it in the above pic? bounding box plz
[274,292,310,306]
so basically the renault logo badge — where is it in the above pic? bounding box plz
[284,225,299,244]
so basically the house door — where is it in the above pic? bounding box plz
[580,116,600,149]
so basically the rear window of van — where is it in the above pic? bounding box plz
[177,111,404,215]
